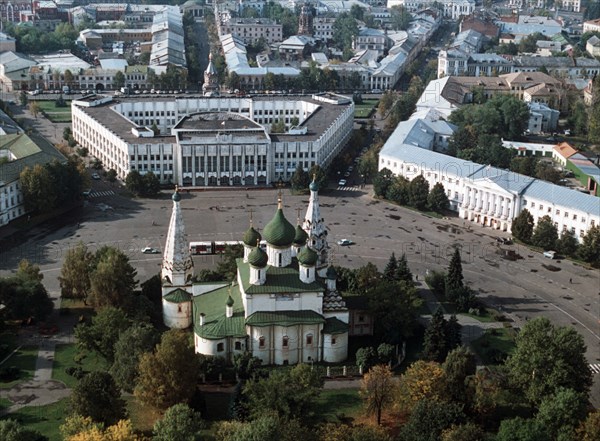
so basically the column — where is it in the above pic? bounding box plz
[483,192,490,214]
[502,199,509,219]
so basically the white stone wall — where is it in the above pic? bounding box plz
[322,332,348,363]
[162,299,192,328]
[0,180,25,227]
[248,324,321,365]
[242,290,323,318]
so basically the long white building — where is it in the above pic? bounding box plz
[71,93,353,187]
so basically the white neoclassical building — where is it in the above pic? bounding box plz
[160,179,349,365]
[379,144,600,239]
[71,93,353,187]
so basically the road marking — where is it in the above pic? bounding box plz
[590,364,600,375]
[337,186,361,191]
[89,190,115,198]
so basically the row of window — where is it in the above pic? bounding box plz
[524,200,593,224]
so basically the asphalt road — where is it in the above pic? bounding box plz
[0,185,598,403]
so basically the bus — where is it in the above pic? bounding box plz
[189,240,266,255]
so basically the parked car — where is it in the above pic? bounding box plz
[337,239,354,246]
[91,173,101,180]
[543,250,556,259]
[338,179,347,186]
[141,247,160,254]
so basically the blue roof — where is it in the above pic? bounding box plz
[469,166,535,194]
[522,180,600,215]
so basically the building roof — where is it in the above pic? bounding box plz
[237,259,324,295]
[522,178,600,214]
[246,310,325,327]
[193,283,246,339]
[553,142,578,159]
[323,317,349,334]
[163,288,192,303]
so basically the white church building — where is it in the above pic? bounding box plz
[160,179,349,365]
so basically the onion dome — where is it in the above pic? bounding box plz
[297,246,318,266]
[293,224,308,246]
[263,200,295,247]
[172,186,181,202]
[326,265,337,279]
[248,246,268,268]
[243,226,262,246]
[309,178,319,192]
[226,295,234,307]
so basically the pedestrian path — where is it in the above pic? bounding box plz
[89,190,115,198]
[590,364,600,374]
[337,185,363,192]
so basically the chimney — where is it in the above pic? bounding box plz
[199,313,205,326]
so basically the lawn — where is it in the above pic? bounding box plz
[52,344,109,388]
[354,99,379,118]
[1,397,69,441]
[471,327,517,365]
[314,388,362,423]
[0,345,39,389]
[36,100,72,123]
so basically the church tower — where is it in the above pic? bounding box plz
[161,187,194,328]
[203,53,220,96]
[302,176,328,276]
[298,2,313,36]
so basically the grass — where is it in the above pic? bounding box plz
[354,99,379,118]
[1,397,69,441]
[0,345,39,389]
[314,388,362,423]
[461,308,503,323]
[36,100,72,123]
[52,344,109,388]
[470,327,517,365]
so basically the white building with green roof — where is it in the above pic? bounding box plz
[161,180,349,365]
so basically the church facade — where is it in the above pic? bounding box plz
[160,180,349,365]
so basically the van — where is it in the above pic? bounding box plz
[62,86,70,94]
[543,251,556,259]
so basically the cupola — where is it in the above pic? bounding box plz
[242,211,262,262]
[263,196,294,267]
[248,241,268,285]
[298,245,318,284]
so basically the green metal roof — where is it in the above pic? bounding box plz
[248,246,268,267]
[196,312,247,339]
[0,133,66,184]
[262,207,296,247]
[237,259,324,295]
[163,288,192,303]
[245,310,325,327]
[293,224,308,245]
[243,226,262,246]
[193,283,246,339]
[323,317,349,335]
[297,246,318,266]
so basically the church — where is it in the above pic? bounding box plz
[159,179,349,365]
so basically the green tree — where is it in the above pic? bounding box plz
[88,247,138,308]
[216,244,243,281]
[556,229,579,257]
[445,248,463,295]
[19,163,57,213]
[531,215,558,250]
[217,415,310,441]
[153,403,204,441]
[360,364,395,425]
[495,417,549,441]
[373,168,394,197]
[106,169,117,182]
[356,346,378,371]
[135,329,201,410]
[512,208,534,243]
[60,415,102,440]
[390,5,411,30]
[74,307,130,362]
[385,175,409,205]
[422,308,450,363]
[332,12,358,53]
[408,175,429,210]
[441,423,484,441]
[350,4,364,20]
[110,323,159,392]
[442,346,476,403]
[506,317,593,405]
[243,363,323,422]
[576,410,600,441]
[113,71,125,89]
[377,343,395,364]
[232,351,262,380]
[398,399,465,441]
[395,253,413,284]
[378,91,395,115]
[143,171,161,197]
[519,32,549,53]
[428,182,449,212]
[308,164,327,190]
[290,164,310,192]
[70,371,126,426]
[125,170,145,196]
[536,388,588,441]
[16,259,43,283]
[0,274,53,322]
[578,225,600,266]
[510,156,538,176]
[383,253,398,281]
[0,419,46,441]
[534,161,561,184]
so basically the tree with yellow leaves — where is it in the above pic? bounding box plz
[360,364,396,425]
[66,419,142,441]
[396,360,447,413]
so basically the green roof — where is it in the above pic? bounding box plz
[297,246,318,266]
[293,224,308,245]
[193,283,246,339]
[323,317,349,335]
[246,310,325,327]
[248,246,268,267]
[163,288,192,303]
[243,226,262,246]
[237,258,324,294]
[0,133,65,184]
[263,206,296,247]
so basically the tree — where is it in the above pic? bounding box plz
[442,347,476,403]
[511,156,538,176]
[495,418,549,441]
[106,169,117,182]
[110,323,159,392]
[70,371,126,425]
[243,363,323,422]
[512,209,534,243]
[536,388,588,441]
[0,274,53,322]
[67,419,140,441]
[125,170,145,196]
[408,175,429,210]
[350,4,364,20]
[153,403,204,441]
[396,360,447,412]
[0,419,46,441]
[373,168,394,197]
[385,175,409,205]
[60,415,102,440]
[19,164,57,213]
[332,12,358,53]
[445,315,461,353]
[445,248,463,296]
[28,101,40,119]
[16,259,43,283]
[578,225,600,267]
[216,244,243,281]
[75,307,130,363]
[377,343,395,364]
[428,183,449,212]
[531,215,558,250]
[506,317,593,405]
[398,399,465,441]
[422,309,450,363]
[135,329,201,410]
[318,423,392,441]
[356,346,378,372]
[113,71,125,89]
[290,164,310,192]
[143,172,161,197]
[441,423,484,441]
[88,247,137,308]
[576,410,600,441]
[360,364,395,425]
[216,415,310,441]
[395,253,413,283]
[232,351,262,380]
[383,253,398,281]
[390,5,411,30]
[59,242,93,302]
[308,164,327,190]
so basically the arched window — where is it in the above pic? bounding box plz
[278,253,282,266]
[217,342,224,352]
[282,336,289,347]
[306,334,313,346]
[234,341,242,350]
[258,336,266,348]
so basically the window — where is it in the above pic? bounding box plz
[217,343,224,352]
[573,214,577,220]
[282,336,289,347]
[531,203,536,208]
[331,337,337,345]
[306,334,313,345]
[539,205,543,210]
[591,220,595,227]
[580,230,585,237]
[358,315,365,322]
[258,337,265,348]
[565,212,569,217]
[177,305,182,313]
[556,209,560,215]
[235,341,242,351]
[547,207,551,213]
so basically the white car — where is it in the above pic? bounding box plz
[337,239,354,246]
[338,179,347,186]
[543,250,556,259]
[142,247,160,254]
